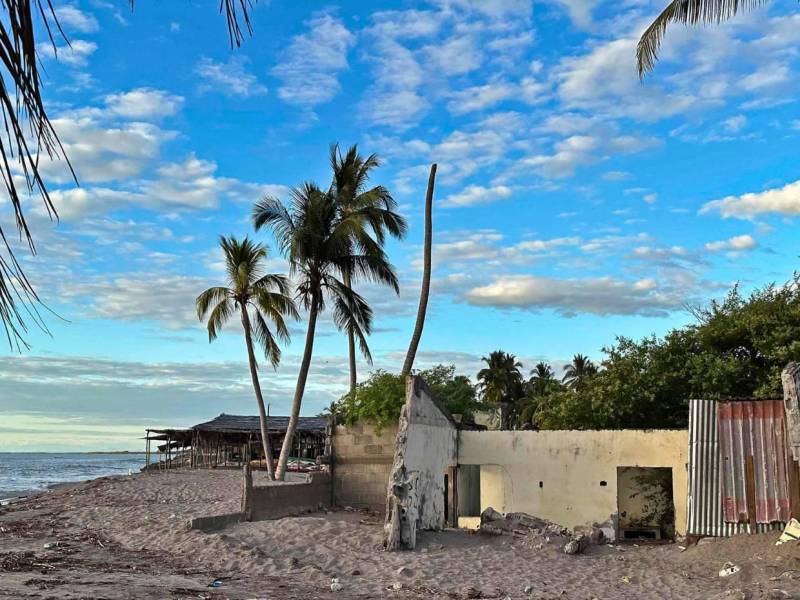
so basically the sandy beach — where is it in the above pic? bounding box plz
[1,469,799,599]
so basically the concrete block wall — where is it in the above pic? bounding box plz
[332,421,398,511]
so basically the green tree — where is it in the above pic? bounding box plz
[328,144,407,397]
[477,350,524,429]
[196,236,298,479]
[562,354,597,389]
[253,183,399,479]
[339,365,480,431]
[536,276,800,430]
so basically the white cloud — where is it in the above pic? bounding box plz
[550,0,598,29]
[195,57,268,98]
[38,39,97,67]
[55,6,99,32]
[704,234,758,253]
[465,274,681,316]
[723,114,747,133]
[447,82,516,114]
[424,36,482,76]
[701,180,800,219]
[45,116,172,184]
[103,88,184,119]
[441,184,512,207]
[272,13,354,108]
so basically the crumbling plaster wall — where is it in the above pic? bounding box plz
[458,429,689,536]
[384,376,458,549]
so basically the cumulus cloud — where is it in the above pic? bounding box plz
[465,274,681,316]
[55,5,99,32]
[195,56,268,97]
[103,88,184,119]
[37,39,97,67]
[701,180,800,220]
[704,234,758,253]
[272,13,354,108]
[441,184,512,207]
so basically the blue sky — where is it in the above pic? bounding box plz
[2,0,800,450]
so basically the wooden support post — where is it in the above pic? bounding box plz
[789,459,800,520]
[745,455,757,533]
[145,435,150,471]
[447,465,458,529]
[241,463,253,522]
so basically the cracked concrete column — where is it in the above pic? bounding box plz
[782,362,800,461]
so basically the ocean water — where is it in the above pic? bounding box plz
[0,453,147,500]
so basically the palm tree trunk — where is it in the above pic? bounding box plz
[241,308,275,480]
[402,163,436,377]
[275,293,320,480]
[343,270,357,397]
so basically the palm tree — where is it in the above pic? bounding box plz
[529,362,557,396]
[328,144,407,397]
[402,164,437,377]
[196,236,298,480]
[477,350,524,429]
[0,1,257,349]
[562,354,597,389]
[253,183,399,480]
[637,0,766,77]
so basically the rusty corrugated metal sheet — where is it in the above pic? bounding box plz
[687,399,785,537]
[718,400,791,524]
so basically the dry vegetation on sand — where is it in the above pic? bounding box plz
[1,469,799,599]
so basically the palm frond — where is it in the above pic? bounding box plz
[205,297,234,342]
[252,195,296,256]
[196,286,231,320]
[329,277,373,362]
[637,0,769,77]
[250,307,282,368]
[251,287,298,342]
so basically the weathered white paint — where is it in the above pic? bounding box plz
[384,377,458,549]
[458,429,689,536]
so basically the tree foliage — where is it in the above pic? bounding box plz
[338,365,481,431]
[536,278,800,430]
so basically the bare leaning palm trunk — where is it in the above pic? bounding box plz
[276,294,320,480]
[402,164,436,377]
[344,270,357,397]
[241,309,275,480]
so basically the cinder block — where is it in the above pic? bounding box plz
[364,444,384,455]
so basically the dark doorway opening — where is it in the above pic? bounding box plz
[617,466,675,541]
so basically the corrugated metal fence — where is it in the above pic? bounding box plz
[687,399,785,537]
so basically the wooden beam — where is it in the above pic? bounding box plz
[745,455,757,533]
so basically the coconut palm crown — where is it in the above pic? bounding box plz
[196,235,298,479]
[328,143,407,395]
[253,183,399,479]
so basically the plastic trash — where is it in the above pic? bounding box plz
[330,577,343,592]
[719,562,741,577]
[210,579,222,588]
[776,518,800,545]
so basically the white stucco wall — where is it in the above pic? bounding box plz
[400,377,458,530]
[458,429,689,535]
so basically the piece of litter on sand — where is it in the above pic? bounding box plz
[391,582,404,591]
[396,566,414,577]
[523,584,533,594]
[330,577,343,592]
[719,562,741,577]
[621,576,631,584]
[776,518,800,546]
[678,546,687,552]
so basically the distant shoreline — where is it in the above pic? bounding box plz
[0,451,145,455]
